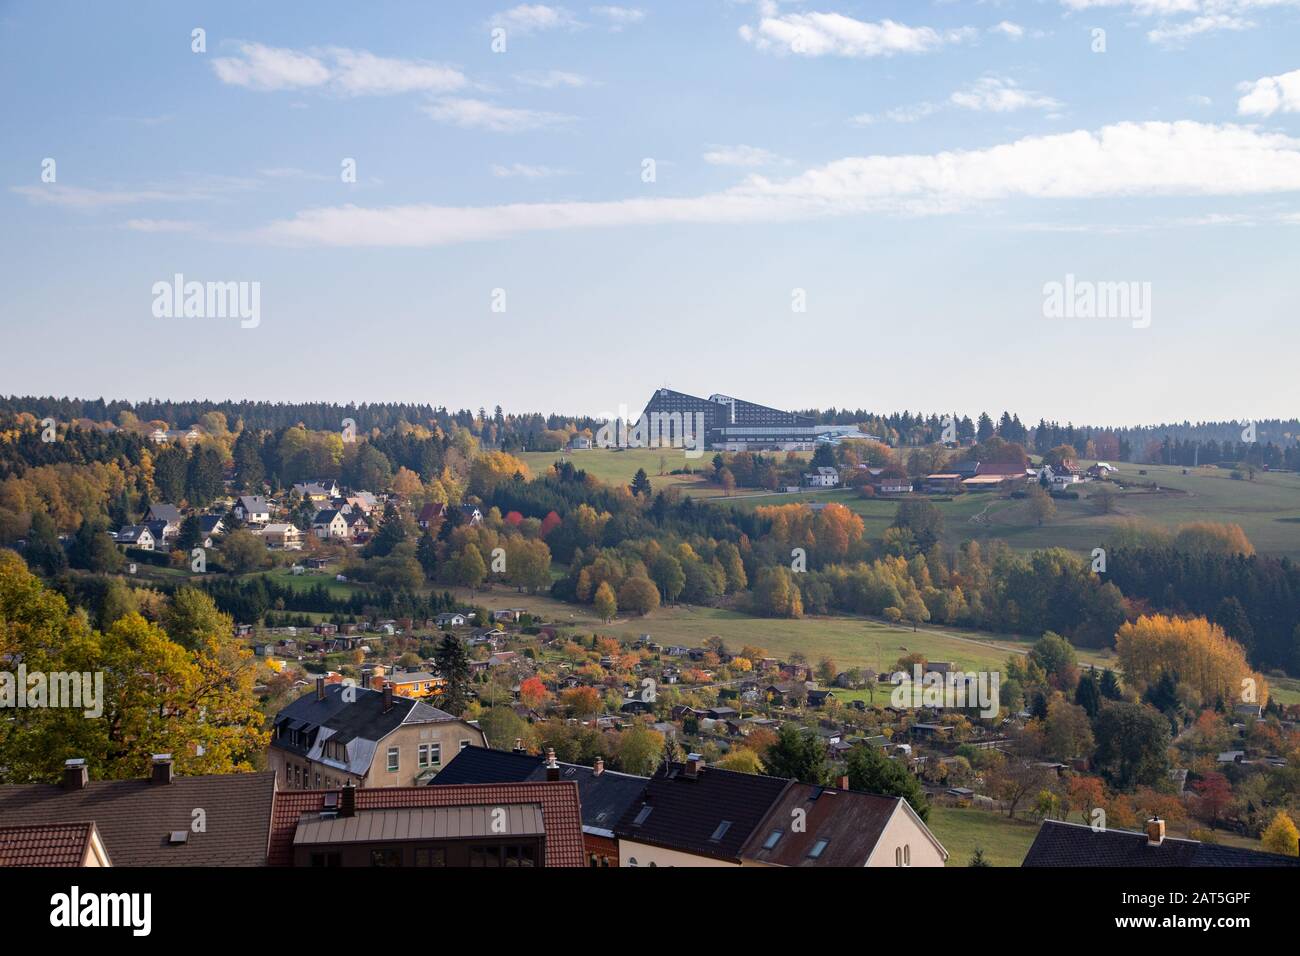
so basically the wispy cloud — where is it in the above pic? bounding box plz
[513,69,593,88]
[590,5,646,30]
[255,122,1300,246]
[211,43,466,95]
[12,177,255,211]
[1237,67,1300,116]
[490,5,580,34]
[1148,14,1253,44]
[740,10,976,58]
[491,162,570,178]
[423,97,572,132]
[702,144,790,167]
[950,76,1062,113]
[123,218,202,233]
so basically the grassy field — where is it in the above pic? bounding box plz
[514,450,1300,559]
[927,806,1041,867]
[717,462,1300,560]
[517,447,736,498]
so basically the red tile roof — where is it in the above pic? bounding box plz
[268,781,585,867]
[0,822,99,867]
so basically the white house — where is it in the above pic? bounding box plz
[311,509,349,540]
[263,523,303,550]
[234,495,270,524]
[803,467,841,488]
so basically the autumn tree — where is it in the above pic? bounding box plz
[593,581,618,622]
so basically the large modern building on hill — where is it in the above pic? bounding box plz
[638,388,821,451]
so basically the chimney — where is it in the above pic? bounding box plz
[1146,818,1165,847]
[150,754,175,785]
[382,682,393,713]
[316,677,325,701]
[340,782,356,818]
[63,758,88,791]
[512,738,527,755]
[837,774,849,791]
[685,753,703,778]
[593,756,605,776]
[545,747,560,782]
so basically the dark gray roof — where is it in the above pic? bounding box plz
[146,503,182,524]
[614,761,792,862]
[1023,820,1300,867]
[0,771,276,866]
[430,747,649,835]
[272,684,461,776]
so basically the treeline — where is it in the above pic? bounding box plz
[1106,547,1300,673]
[198,575,463,625]
[0,397,606,451]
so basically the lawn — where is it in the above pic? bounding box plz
[927,806,1041,867]
[514,451,1300,559]
[714,462,1300,560]
[437,584,1116,674]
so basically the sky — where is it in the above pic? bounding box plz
[1,0,1298,427]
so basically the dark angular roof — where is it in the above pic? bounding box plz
[614,761,792,862]
[1023,820,1300,867]
[0,822,101,867]
[430,747,649,835]
[0,772,276,866]
[146,503,182,524]
[271,684,461,776]
[742,783,944,866]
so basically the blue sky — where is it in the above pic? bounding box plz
[2,0,1298,425]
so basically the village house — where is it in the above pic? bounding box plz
[234,495,270,524]
[115,524,155,550]
[311,509,349,540]
[262,523,303,550]
[268,680,488,789]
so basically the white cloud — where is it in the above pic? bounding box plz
[991,21,1026,38]
[514,70,592,88]
[1237,67,1300,116]
[256,122,1300,246]
[850,102,942,125]
[212,43,331,91]
[423,97,572,132]
[590,5,645,30]
[490,5,579,34]
[491,162,569,178]
[702,144,789,167]
[211,43,466,95]
[1148,14,1253,44]
[740,11,976,57]
[326,48,467,95]
[12,181,241,211]
[950,76,1063,113]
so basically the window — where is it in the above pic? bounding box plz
[459,739,471,751]
[709,821,732,843]
[370,848,402,867]
[632,805,653,826]
[387,747,399,772]
[418,743,443,768]
[414,848,447,867]
[314,772,320,789]
[904,844,911,866]
[895,847,903,867]
[763,829,783,850]
[627,857,638,867]
[808,839,829,860]
[309,852,341,867]
[504,844,536,868]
